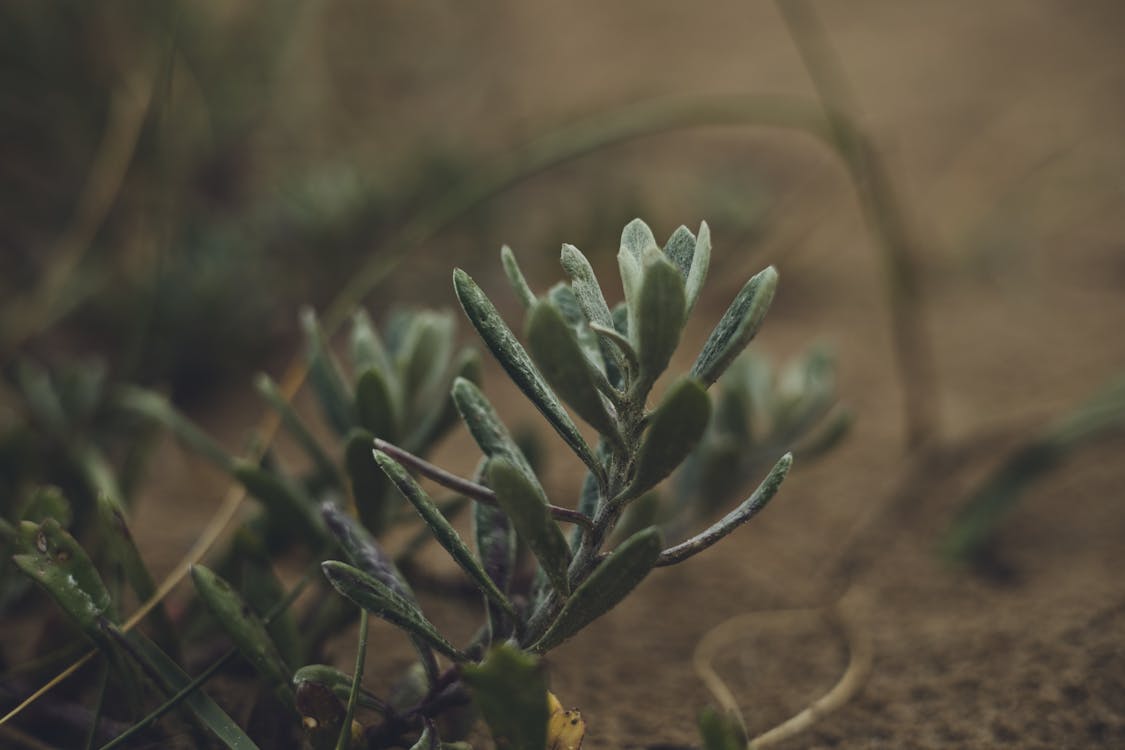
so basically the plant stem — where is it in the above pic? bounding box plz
[374,439,594,532]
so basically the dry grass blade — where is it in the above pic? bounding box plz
[692,597,872,749]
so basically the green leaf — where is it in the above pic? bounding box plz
[117,629,260,749]
[692,266,778,387]
[486,458,571,597]
[397,311,456,413]
[374,450,517,618]
[321,502,414,601]
[321,560,467,661]
[627,378,712,497]
[94,490,179,657]
[294,664,386,712]
[232,460,324,539]
[301,307,356,435]
[474,499,517,641]
[354,368,399,442]
[559,244,614,331]
[344,429,392,535]
[349,309,395,376]
[532,527,662,652]
[698,706,746,750]
[635,258,687,388]
[451,377,537,484]
[255,373,341,487]
[20,485,72,526]
[117,387,236,473]
[453,269,598,472]
[658,453,793,566]
[404,348,483,453]
[191,565,294,707]
[13,518,114,634]
[502,245,538,309]
[684,221,711,315]
[526,301,620,442]
[620,217,659,260]
[462,645,548,750]
[616,249,642,340]
[663,225,696,277]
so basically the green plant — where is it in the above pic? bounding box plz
[7,219,813,749]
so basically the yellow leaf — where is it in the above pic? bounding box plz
[547,691,586,750]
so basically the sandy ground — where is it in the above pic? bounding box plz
[117,1,1125,747]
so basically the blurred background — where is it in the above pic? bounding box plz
[2,1,1125,746]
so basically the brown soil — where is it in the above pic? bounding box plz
[126,2,1125,748]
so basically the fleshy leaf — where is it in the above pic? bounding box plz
[462,645,548,750]
[451,377,538,485]
[635,257,687,388]
[355,368,399,442]
[474,498,517,641]
[692,266,778,387]
[502,245,538,309]
[684,221,712,315]
[627,378,711,497]
[559,244,614,330]
[301,308,356,435]
[698,706,746,750]
[321,560,467,661]
[620,217,659,260]
[349,309,395,376]
[191,565,295,707]
[321,502,414,601]
[663,225,696,278]
[526,301,619,442]
[487,457,571,597]
[345,429,392,535]
[532,527,662,652]
[255,373,340,487]
[454,269,598,472]
[13,518,114,633]
[657,453,793,566]
[374,450,517,618]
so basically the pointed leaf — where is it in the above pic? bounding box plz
[321,502,414,601]
[355,368,399,441]
[117,387,235,472]
[321,560,467,661]
[628,378,711,496]
[398,311,456,412]
[301,307,356,435]
[616,249,642,339]
[635,258,687,387]
[404,348,482,453]
[349,309,394,376]
[374,451,516,618]
[684,221,712,315]
[526,302,619,442]
[487,458,571,597]
[502,245,538,309]
[120,630,260,749]
[451,377,538,485]
[13,519,114,634]
[620,217,659,260]
[559,244,614,330]
[692,266,778,387]
[344,429,393,535]
[532,527,662,652]
[474,499,517,641]
[663,225,696,278]
[698,706,746,750]
[462,645,548,750]
[256,373,341,487]
[232,461,323,538]
[191,565,294,706]
[657,453,792,566]
[453,269,598,472]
